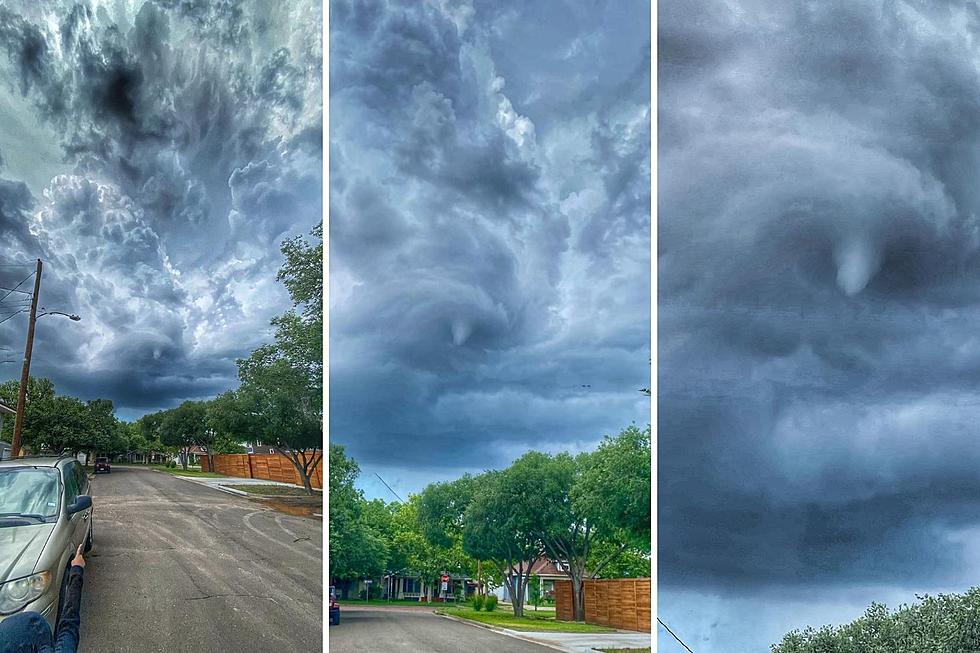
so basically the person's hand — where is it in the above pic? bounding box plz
[71,543,85,569]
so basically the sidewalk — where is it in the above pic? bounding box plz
[437,612,651,653]
[173,474,300,496]
[513,631,651,652]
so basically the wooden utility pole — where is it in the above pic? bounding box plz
[10,259,41,458]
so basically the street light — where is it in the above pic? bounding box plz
[37,310,81,321]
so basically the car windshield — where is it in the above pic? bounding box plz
[96,458,107,463]
[0,468,61,521]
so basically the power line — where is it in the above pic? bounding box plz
[658,618,695,653]
[0,272,36,304]
[374,472,405,503]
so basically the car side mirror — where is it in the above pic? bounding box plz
[67,495,92,515]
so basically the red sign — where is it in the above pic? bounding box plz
[441,574,450,582]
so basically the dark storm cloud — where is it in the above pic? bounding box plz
[661,0,980,640]
[0,1,321,416]
[330,0,650,495]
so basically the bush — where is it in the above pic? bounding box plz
[773,589,980,652]
[167,460,176,469]
[472,594,486,611]
[484,595,498,612]
[357,584,383,600]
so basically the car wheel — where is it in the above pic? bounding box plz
[84,520,93,553]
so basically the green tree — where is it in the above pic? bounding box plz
[0,377,55,452]
[159,402,207,470]
[572,425,651,552]
[772,589,980,652]
[462,470,543,617]
[528,573,541,611]
[328,445,388,590]
[237,356,321,493]
[511,426,651,622]
[233,226,323,494]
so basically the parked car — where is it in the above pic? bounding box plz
[0,456,94,632]
[329,586,340,625]
[94,457,110,474]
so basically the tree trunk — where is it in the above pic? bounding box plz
[571,574,586,622]
[180,449,188,470]
[510,572,526,617]
[207,452,215,474]
[284,450,316,495]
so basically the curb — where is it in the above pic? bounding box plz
[433,612,573,653]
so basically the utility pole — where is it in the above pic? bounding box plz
[10,259,41,458]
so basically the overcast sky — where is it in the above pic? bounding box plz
[660,1,980,650]
[0,1,321,420]
[329,0,651,501]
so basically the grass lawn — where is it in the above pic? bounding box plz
[148,465,225,478]
[437,606,615,633]
[223,484,316,496]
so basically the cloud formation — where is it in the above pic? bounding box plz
[329,0,651,498]
[0,1,321,418]
[661,0,980,649]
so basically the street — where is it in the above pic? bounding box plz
[79,466,322,652]
[328,605,558,652]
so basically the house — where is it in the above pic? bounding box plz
[336,571,475,603]
[0,440,10,461]
[245,444,278,455]
[495,557,573,603]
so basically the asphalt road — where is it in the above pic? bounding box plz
[328,606,558,652]
[79,466,322,652]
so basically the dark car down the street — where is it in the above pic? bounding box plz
[94,457,110,474]
[329,586,340,625]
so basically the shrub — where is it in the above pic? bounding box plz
[773,589,980,652]
[472,594,485,611]
[484,595,498,612]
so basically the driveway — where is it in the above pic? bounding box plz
[79,466,322,652]
[329,605,558,652]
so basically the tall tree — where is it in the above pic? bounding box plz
[159,402,207,470]
[516,425,651,621]
[462,470,543,617]
[328,445,388,593]
[237,356,321,493]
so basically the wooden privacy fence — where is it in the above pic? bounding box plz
[200,452,323,489]
[555,578,651,632]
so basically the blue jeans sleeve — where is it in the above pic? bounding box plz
[0,611,54,653]
[54,566,83,653]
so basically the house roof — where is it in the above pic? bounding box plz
[509,557,571,578]
[0,402,15,415]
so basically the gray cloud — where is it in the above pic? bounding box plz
[0,0,321,418]
[661,0,980,648]
[330,0,650,497]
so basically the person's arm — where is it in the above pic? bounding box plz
[54,545,85,653]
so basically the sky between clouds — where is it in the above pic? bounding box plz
[329,0,651,501]
[0,0,321,420]
[660,0,980,650]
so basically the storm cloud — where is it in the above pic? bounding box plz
[660,0,980,649]
[329,0,651,498]
[0,0,321,417]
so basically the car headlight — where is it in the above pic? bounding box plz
[0,571,51,614]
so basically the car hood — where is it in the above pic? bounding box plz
[0,523,55,583]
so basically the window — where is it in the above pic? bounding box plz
[403,579,416,593]
[63,464,79,506]
[74,463,87,496]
